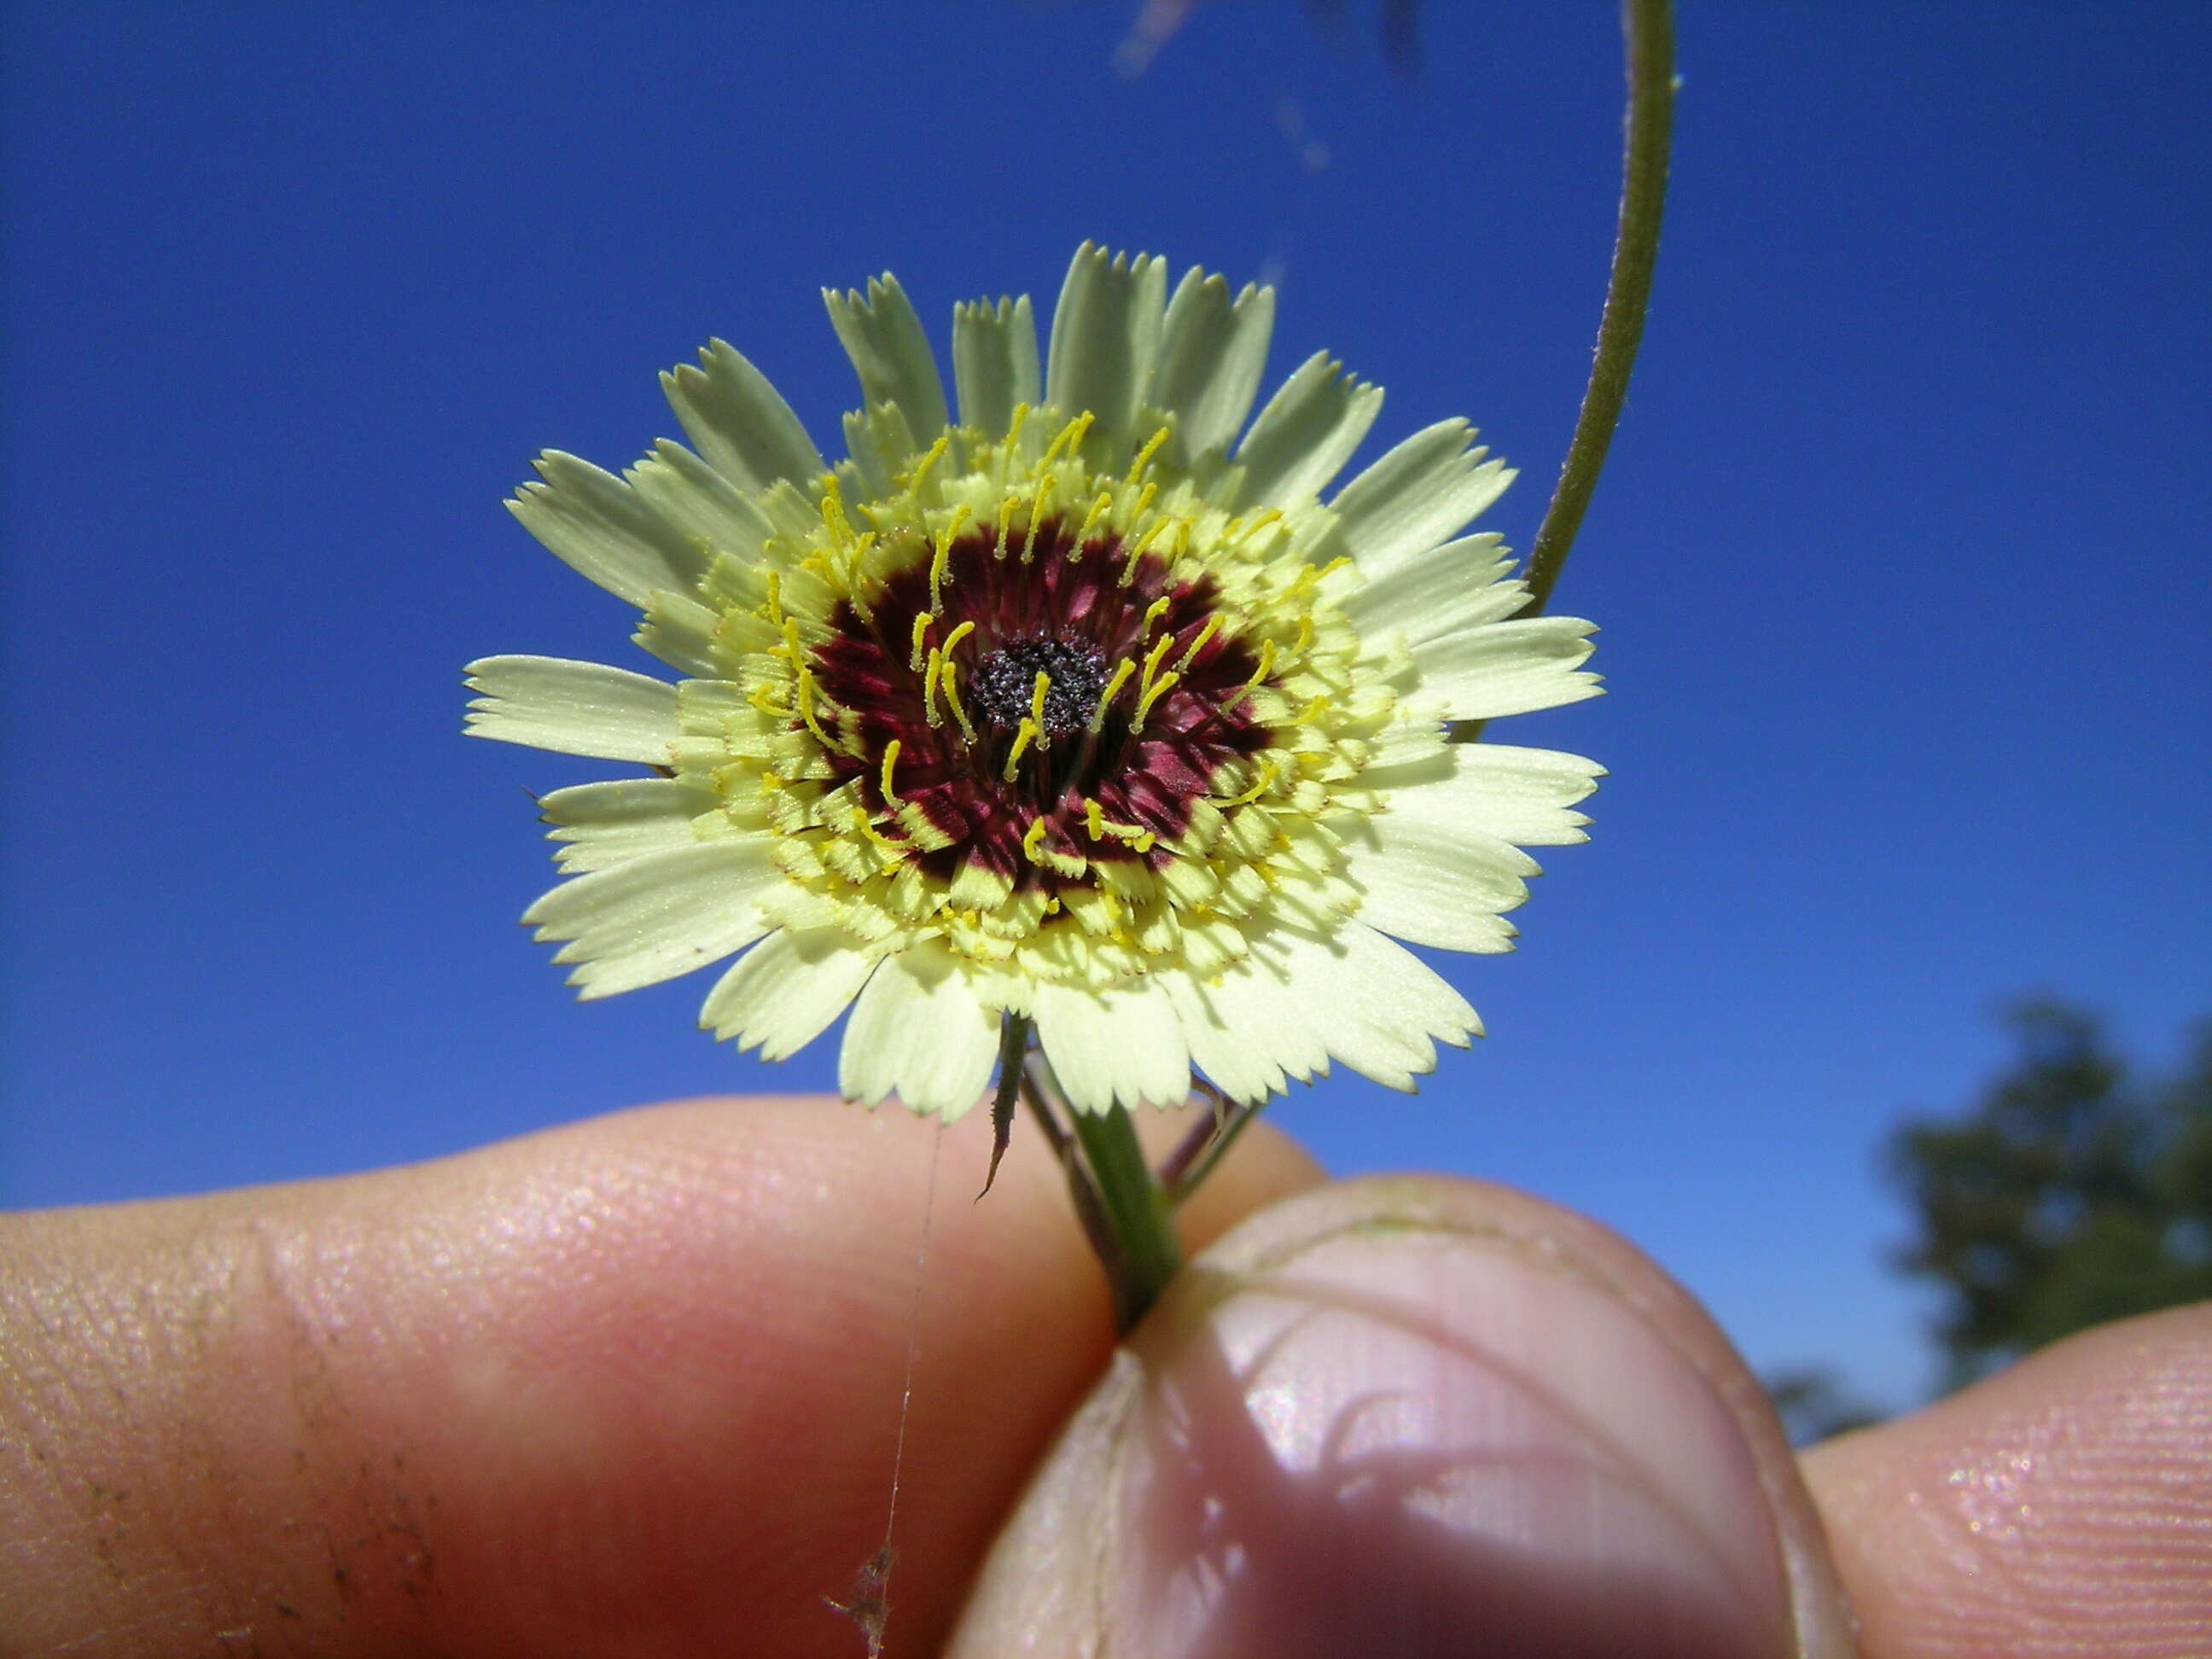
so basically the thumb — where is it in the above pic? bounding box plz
[946,1176,1858,1659]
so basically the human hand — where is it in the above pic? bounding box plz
[1,1098,2204,1656]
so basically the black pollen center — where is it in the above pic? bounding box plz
[970,635,1109,737]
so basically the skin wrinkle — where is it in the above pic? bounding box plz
[1104,1182,1857,1659]
[1210,1266,1765,1618]
[0,1097,1320,1656]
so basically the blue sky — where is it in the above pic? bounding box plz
[4,2,2207,1410]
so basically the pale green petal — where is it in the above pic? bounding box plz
[508,451,710,608]
[1368,743,1603,848]
[700,927,880,1059]
[1045,242,1168,460]
[952,294,1041,436]
[1341,533,1524,651]
[1408,616,1603,720]
[626,439,774,563]
[660,339,826,493]
[538,777,715,873]
[463,655,678,762]
[1341,814,1535,953]
[1232,352,1383,506]
[1152,269,1276,460]
[1267,923,1480,1091]
[1032,977,1190,1114]
[524,839,783,999]
[1329,421,1516,580]
[1161,958,1329,1103]
[824,274,949,443]
[839,942,999,1120]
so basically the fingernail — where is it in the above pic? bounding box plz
[1103,1214,1796,1658]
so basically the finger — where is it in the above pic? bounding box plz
[948,1176,1857,1659]
[1801,1301,2212,1659]
[0,1095,1321,1657]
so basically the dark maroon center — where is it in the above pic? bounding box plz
[969,635,1109,736]
[806,516,1273,894]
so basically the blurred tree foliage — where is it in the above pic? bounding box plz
[1888,999,2212,1391]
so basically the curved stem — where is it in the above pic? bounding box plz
[1522,0,1674,618]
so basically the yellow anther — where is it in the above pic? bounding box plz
[1002,718,1040,780]
[1123,516,1174,584]
[879,738,903,806]
[1175,614,1224,672]
[1039,411,1094,469]
[1236,506,1284,544]
[1125,479,1158,525]
[923,647,946,729]
[1128,424,1173,485]
[818,474,849,539]
[1141,596,1173,637]
[994,495,1019,559]
[909,611,934,672]
[763,568,784,624]
[940,619,975,659]
[1222,639,1275,713]
[1132,668,1180,731]
[1088,657,1138,731]
[1141,632,1178,687]
[795,670,836,748]
[904,433,952,503]
[928,502,974,612]
[780,617,805,664]
[1028,669,1052,731]
[1294,614,1314,655]
[938,655,979,743]
[1075,489,1115,550]
[855,806,904,853]
[1086,798,1105,838]
[1022,474,1057,562]
[1021,816,1051,864]
[1225,757,1280,808]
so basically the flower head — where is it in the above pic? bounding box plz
[467,244,1601,1119]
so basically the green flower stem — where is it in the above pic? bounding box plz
[1023,1051,1184,1332]
[1067,1101,1184,1333]
[1522,0,1674,619]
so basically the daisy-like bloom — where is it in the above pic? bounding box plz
[466,244,1601,1120]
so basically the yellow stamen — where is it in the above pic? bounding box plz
[795,669,836,748]
[940,619,975,660]
[1294,614,1313,655]
[1127,423,1173,485]
[923,648,946,729]
[1002,718,1040,780]
[939,655,978,743]
[1141,596,1173,637]
[909,611,934,672]
[1221,638,1276,713]
[1021,815,1051,864]
[1085,798,1104,839]
[1225,757,1280,808]
[928,502,974,612]
[879,738,903,806]
[1038,410,1094,470]
[1132,669,1179,732]
[855,806,904,853]
[1175,615,1224,672]
[1141,631,1178,687]
[763,568,784,625]
[1236,506,1284,544]
[905,433,952,504]
[1022,474,1057,562]
[1028,669,1052,732]
[994,495,1019,559]
[1088,657,1137,731]
[1074,489,1114,552]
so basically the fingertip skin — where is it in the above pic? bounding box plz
[1803,1302,2212,1659]
[0,1096,1319,1657]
